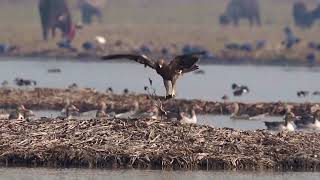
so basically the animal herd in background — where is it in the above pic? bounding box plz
[219,0,261,26]
[293,2,320,29]
[219,0,320,28]
[37,0,320,43]
[34,0,320,66]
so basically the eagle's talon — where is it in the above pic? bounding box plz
[166,95,174,99]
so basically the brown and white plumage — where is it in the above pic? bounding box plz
[102,52,203,98]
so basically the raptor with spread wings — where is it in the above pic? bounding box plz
[102,52,204,99]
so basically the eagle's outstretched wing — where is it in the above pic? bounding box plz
[170,52,204,73]
[102,54,157,69]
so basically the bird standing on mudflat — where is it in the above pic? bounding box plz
[102,52,203,99]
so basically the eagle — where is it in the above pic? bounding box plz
[102,52,203,99]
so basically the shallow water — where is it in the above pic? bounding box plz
[0,57,320,102]
[30,110,280,130]
[1,168,320,180]
[198,115,282,130]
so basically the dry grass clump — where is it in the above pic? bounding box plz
[0,118,320,170]
[0,88,318,116]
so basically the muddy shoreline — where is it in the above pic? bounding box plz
[1,118,320,170]
[0,51,316,67]
[0,88,318,116]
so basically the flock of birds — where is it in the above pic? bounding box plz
[0,100,197,125]
[264,107,320,132]
[2,97,319,132]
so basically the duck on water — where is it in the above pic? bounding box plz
[295,109,320,130]
[264,111,296,131]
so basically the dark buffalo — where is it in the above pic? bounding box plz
[219,0,261,26]
[78,0,103,25]
[38,0,73,40]
[293,2,320,28]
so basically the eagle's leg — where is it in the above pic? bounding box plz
[171,75,179,98]
[172,80,177,98]
[163,80,171,98]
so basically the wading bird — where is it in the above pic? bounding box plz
[102,52,203,99]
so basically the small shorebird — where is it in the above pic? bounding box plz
[102,52,203,99]
[264,112,296,131]
[179,108,197,124]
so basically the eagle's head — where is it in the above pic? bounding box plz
[157,59,165,69]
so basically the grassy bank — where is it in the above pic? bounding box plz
[0,0,320,65]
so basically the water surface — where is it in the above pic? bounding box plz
[1,168,320,180]
[30,110,280,130]
[0,57,320,102]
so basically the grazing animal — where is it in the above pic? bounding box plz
[78,0,103,25]
[38,0,74,40]
[219,0,261,26]
[102,52,203,99]
[293,2,320,29]
[264,112,296,131]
